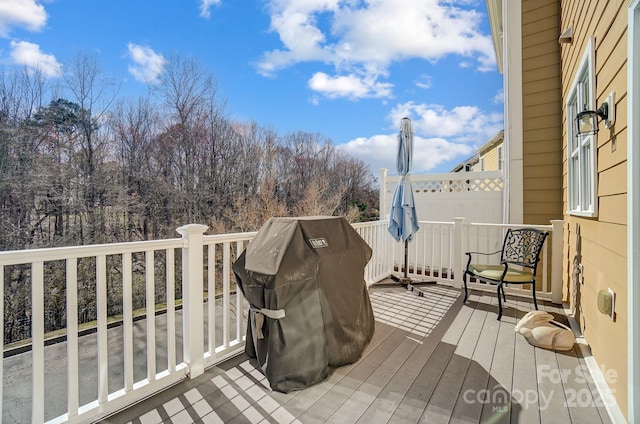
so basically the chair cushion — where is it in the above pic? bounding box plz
[468,264,534,283]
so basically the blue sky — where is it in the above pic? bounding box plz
[0,0,503,175]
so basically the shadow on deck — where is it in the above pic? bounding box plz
[101,282,612,424]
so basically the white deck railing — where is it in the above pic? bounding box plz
[0,217,563,423]
[389,218,563,302]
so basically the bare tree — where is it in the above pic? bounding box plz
[110,96,160,239]
[153,55,219,222]
[63,53,117,243]
[0,67,51,249]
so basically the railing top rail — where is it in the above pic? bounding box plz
[465,222,553,231]
[0,219,556,267]
[351,220,389,229]
[417,220,456,226]
[203,231,257,244]
[0,238,185,265]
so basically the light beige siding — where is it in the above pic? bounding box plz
[522,0,563,225]
[560,0,629,418]
[478,143,501,171]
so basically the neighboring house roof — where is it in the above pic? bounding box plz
[451,130,504,172]
[450,154,479,173]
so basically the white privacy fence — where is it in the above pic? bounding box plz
[380,169,505,224]
[0,217,562,423]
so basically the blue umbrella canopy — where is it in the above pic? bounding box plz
[388,117,419,243]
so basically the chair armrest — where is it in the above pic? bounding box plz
[464,251,502,272]
[465,250,501,257]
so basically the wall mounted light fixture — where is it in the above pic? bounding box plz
[574,92,616,136]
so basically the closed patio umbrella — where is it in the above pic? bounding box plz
[388,117,419,283]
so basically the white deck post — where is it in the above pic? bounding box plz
[550,220,564,304]
[453,217,465,289]
[176,224,208,378]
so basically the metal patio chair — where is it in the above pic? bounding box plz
[462,228,549,320]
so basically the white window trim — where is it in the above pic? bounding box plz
[566,36,598,217]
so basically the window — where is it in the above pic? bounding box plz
[567,36,598,216]
[480,157,485,171]
[498,146,503,171]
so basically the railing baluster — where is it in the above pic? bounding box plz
[32,261,44,423]
[145,250,156,381]
[97,255,108,404]
[123,253,134,392]
[418,225,424,276]
[0,265,3,419]
[437,225,443,279]
[550,220,564,304]
[166,248,176,372]
[236,241,244,343]
[541,242,549,293]
[430,224,436,277]
[222,242,230,348]
[370,225,376,280]
[447,226,453,282]
[362,227,369,282]
[67,258,79,417]
[207,244,216,355]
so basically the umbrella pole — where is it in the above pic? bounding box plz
[403,240,410,283]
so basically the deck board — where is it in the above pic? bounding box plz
[356,286,464,424]
[449,292,497,424]
[479,293,513,423]
[100,283,615,424]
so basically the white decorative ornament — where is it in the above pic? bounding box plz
[514,310,576,351]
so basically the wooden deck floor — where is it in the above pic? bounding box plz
[101,283,613,424]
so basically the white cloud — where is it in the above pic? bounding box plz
[339,101,502,173]
[127,43,165,84]
[199,0,221,19]
[338,133,473,174]
[415,74,432,90]
[0,0,47,37]
[258,0,495,99]
[308,72,392,99]
[389,101,503,143]
[9,40,61,77]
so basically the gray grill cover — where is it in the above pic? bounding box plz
[233,216,375,392]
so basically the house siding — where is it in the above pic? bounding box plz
[522,0,563,225]
[560,0,629,419]
[479,143,501,171]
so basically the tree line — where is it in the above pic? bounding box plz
[0,54,378,252]
[0,54,378,345]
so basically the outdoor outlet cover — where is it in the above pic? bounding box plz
[597,289,615,320]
